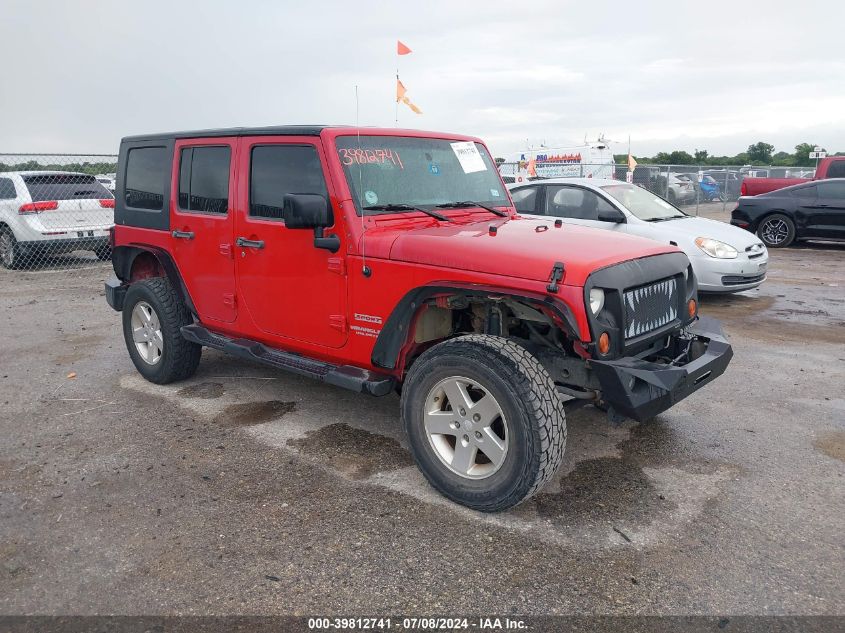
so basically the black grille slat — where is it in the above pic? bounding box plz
[623,278,679,339]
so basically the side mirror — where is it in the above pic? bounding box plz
[597,208,626,223]
[282,193,339,253]
[282,194,331,229]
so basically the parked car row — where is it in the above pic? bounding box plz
[508,178,768,293]
[731,178,845,247]
[0,171,114,268]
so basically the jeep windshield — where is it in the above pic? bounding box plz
[335,136,509,216]
[600,183,689,222]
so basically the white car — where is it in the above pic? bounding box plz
[508,178,768,293]
[0,171,115,269]
[95,174,116,193]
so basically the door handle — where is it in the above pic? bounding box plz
[236,237,265,249]
[172,230,195,239]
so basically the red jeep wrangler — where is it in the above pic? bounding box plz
[105,126,732,511]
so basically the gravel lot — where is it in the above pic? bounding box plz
[0,226,843,616]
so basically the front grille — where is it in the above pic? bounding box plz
[721,273,766,286]
[623,277,679,339]
[746,244,765,259]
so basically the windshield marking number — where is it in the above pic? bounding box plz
[339,148,404,169]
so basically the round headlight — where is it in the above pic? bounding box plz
[589,288,605,315]
[695,237,738,259]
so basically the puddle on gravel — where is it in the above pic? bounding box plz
[214,400,297,427]
[815,431,845,462]
[177,382,225,399]
[528,456,674,524]
[287,423,414,480]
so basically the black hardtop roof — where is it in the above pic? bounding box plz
[122,125,347,143]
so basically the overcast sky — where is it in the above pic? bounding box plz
[2,0,843,159]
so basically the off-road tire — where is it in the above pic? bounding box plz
[757,213,796,248]
[0,227,24,270]
[122,277,201,384]
[401,334,566,512]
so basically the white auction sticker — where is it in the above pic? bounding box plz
[450,141,487,174]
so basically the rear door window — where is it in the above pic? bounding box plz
[510,186,538,214]
[22,174,111,202]
[125,147,168,210]
[249,145,328,220]
[178,146,231,214]
[0,178,15,199]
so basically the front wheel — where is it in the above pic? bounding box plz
[757,213,795,248]
[122,277,201,384]
[401,335,566,512]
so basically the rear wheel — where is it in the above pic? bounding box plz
[757,213,795,248]
[0,227,24,269]
[401,335,566,512]
[122,277,201,384]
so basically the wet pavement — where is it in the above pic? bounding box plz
[0,241,843,615]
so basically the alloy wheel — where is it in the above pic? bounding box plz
[130,301,163,365]
[423,376,508,480]
[761,217,790,245]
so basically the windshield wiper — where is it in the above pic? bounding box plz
[436,201,508,217]
[363,203,451,222]
[646,215,687,222]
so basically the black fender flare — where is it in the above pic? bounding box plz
[112,244,198,316]
[371,283,581,371]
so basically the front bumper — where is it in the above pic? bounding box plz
[590,316,732,422]
[692,253,768,293]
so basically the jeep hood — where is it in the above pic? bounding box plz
[374,216,679,287]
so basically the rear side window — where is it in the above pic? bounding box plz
[250,145,328,220]
[23,174,111,202]
[790,184,817,198]
[826,161,845,179]
[817,181,845,199]
[126,147,167,210]
[0,177,15,199]
[178,146,231,214]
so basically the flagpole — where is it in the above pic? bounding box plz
[395,68,399,127]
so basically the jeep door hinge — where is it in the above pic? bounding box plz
[327,257,346,276]
[547,261,565,293]
[329,315,347,332]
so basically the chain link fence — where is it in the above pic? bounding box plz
[0,154,117,278]
[498,160,814,216]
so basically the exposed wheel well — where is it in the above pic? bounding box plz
[390,291,579,379]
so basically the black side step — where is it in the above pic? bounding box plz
[181,324,395,397]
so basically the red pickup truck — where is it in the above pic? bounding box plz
[741,156,845,196]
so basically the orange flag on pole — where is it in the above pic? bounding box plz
[397,40,412,55]
[396,79,422,114]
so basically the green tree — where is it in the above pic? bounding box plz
[694,149,709,163]
[792,143,823,167]
[747,142,775,164]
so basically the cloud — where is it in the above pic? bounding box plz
[1,0,843,159]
